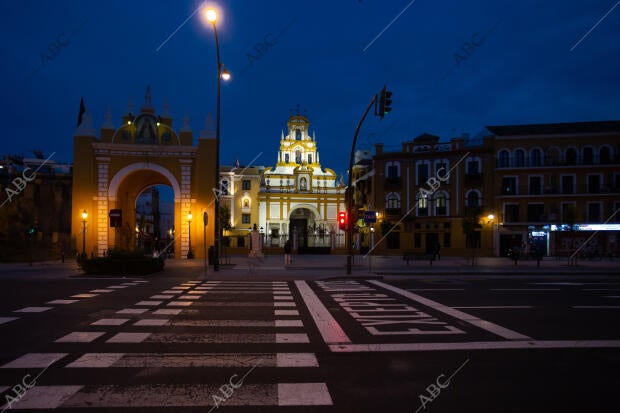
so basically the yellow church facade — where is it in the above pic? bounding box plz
[257,115,347,250]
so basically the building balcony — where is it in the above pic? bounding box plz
[386,208,402,217]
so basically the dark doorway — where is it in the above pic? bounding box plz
[500,234,522,257]
[290,219,308,248]
[425,233,439,255]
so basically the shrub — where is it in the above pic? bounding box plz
[79,250,164,275]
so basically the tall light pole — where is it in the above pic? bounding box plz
[81,210,88,259]
[205,7,231,271]
[187,211,193,259]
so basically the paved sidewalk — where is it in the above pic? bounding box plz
[0,254,618,280]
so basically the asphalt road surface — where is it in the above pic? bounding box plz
[1,272,619,412]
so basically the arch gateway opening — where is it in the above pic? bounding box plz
[71,87,216,259]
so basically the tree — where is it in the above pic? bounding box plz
[462,207,482,266]
[219,205,232,231]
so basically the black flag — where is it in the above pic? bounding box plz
[77,97,85,127]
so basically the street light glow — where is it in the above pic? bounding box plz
[188,212,193,221]
[81,210,88,220]
[221,66,231,81]
[487,214,495,221]
[206,9,217,23]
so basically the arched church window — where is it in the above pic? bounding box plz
[295,129,301,140]
[243,199,249,208]
[308,154,312,163]
[285,153,289,163]
[295,150,302,164]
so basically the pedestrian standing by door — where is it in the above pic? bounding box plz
[284,239,292,265]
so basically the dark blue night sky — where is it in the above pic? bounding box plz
[1,0,619,175]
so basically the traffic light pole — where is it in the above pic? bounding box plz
[346,94,378,274]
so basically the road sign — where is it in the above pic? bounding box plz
[109,209,122,227]
[364,211,377,223]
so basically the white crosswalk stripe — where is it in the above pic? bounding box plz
[0,280,333,411]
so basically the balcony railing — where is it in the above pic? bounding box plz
[386,208,402,217]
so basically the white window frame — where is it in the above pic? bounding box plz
[528,174,543,195]
[560,174,576,195]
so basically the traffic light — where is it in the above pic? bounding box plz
[338,211,347,230]
[377,85,393,119]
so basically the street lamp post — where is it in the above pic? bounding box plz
[81,210,88,260]
[205,8,231,272]
[203,211,208,274]
[187,211,193,259]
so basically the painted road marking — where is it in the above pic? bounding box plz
[4,385,83,409]
[116,308,148,314]
[151,295,175,299]
[491,289,561,291]
[135,301,163,306]
[107,286,128,289]
[66,353,124,367]
[178,295,201,300]
[170,319,303,327]
[453,306,534,309]
[161,290,181,294]
[276,334,310,343]
[152,309,182,315]
[203,291,280,295]
[279,383,333,406]
[318,281,465,336]
[106,333,151,343]
[583,289,620,291]
[274,302,296,307]
[46,299,79,304]
[408,289,465,291]
[144,333,309,344]
[66,353,318,368]
[91,318,129,326]
[295,280,352,345]
[275,320,304,327]
[71,294,99,298]
[1,353,66,368]
[330,340,620,352]
[369,280,531,340]
[43,383,333,408]
[193,302,273,307]
[55,332,105,343]
[275,295,294,300]
[133,319,169,326]
[167,301,193,306]
[90,289,114,293]
[13,306,53,313]
[275,310,299,316]
[0,317,18,325]
[573,306,620,309]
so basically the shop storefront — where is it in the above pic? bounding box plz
[550,223,620,259]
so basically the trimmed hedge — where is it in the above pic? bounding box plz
[78,249,165,275]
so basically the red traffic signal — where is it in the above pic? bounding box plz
[338,211,347,230]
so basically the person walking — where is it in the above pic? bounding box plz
[284,239,292,265]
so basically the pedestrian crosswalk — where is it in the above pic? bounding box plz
[0,280,334,411]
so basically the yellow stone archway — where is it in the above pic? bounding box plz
[71,88,216,259]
